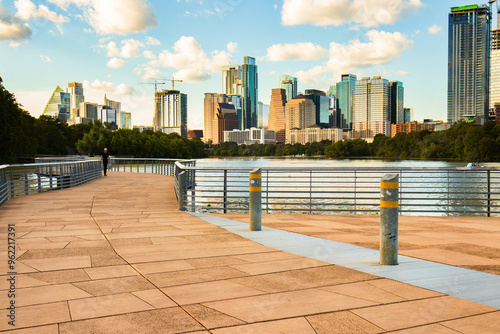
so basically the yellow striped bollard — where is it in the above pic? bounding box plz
[249,168,262,231]
[380,174,399,265]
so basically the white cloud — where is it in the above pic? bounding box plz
[101,38,144,58]
[83,79,135,95]
[134,65,159,79]
[156,36,232,72]
[0,6,32,40]
[173,68,210,83]
[107,57,126,68]
[282,0,423,28]
[295,65,329,86]
[428,24,441,34]
[395,70,409,76]
[266,42,327,61]
[226,41,237,53]
[143,50,156,59]
[40,54,51,62]
[327,30,413,71]
[48,0,157,35]
[146,36,160,45]
[15,0,68,23]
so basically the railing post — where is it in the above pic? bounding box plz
[36,166,41,193]
[380,174,399,265]
[249,168,262,231]
[223,170,228,214]
[9,169,14,198]
[178,171,186,211]
[487,170,491,217]
[24,167,29,195]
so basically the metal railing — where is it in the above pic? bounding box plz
[173,163,500,217]
[0,160,102,207]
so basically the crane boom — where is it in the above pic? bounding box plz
[139,79,166,130]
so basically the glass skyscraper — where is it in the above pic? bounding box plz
[241,56,258,129]
[336,74,356,130]
[389,81,404,124]
[42,86,71,122]
[222,65,241,96]
[491,28,500,110]
[278,74,298,102]
[448,4,491,124]
[304,89,329,127]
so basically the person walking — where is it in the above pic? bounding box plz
[101,148,110,176]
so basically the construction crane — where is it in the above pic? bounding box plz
[157,76,183,90]
[139,79,166,130]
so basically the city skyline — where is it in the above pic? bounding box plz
[0,0,491,129]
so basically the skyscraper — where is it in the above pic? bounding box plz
[222,65,241,96]
[212,103,239,145]
[104,95,121,128]
[268,88,287,143]
[156,90,187,136]
[241,56,258,129]
[278,74,298,102]
[204,93,228,142]
[448,4,491,124]
[336,74,357,130]
[304,89,329,127]
[285,95,316,143]
[42,86,70,121]
[388,81,404,124]
[352,77,390,139]
[67,82,84,114]
[491,28,500,110]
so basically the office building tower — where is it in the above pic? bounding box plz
[98,105,119,129]
[278,74,298,102]
[67,82,84,114]
[227,95,242,128]
[389,81,404,124]
[104,95,121,128]
[326,86,337,128]
[403,108,413,124]
[257,102,270,128]
[352,76,390,139]
[212,103,239,145]
[222,65,241,96]
[304,89,330,127]
[42,86,71,121]
[241,56,258,129]
[204,93,228,142]
[156,90,187,136]
[336,74,357,130]
[120,111,132,129]
[448,4,491,124]
[67,101,98,125]
[285,95,316,143]
[268,88,287,143]
[491,29,500,110]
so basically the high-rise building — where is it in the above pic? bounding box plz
[156,90,187,136]
[336,74,357,130]
[304,89,329,127]
[257,102,270,128]
[98,105,119,129]
[403,107,413,124]
[222,65,241,96]
[448,4,491,124]
[120,111,132,129]
[42,86,71,121]
[278,74,298,102]
[491,29,500,110]
[104,96,121,127]
[389,81,404,124]
[352,76,390,139]
[67,82,84,114]
[268,88,287,143]
[212,103,239,145]
[326,86,337,128]
[227,95,242,128]
[241,56,258,129]
[204,93,228,142]
[285,95,316,143]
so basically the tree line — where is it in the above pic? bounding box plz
[210,121,500,162]
[0,77,207,164]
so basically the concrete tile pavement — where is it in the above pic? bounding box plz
[0,172,498,333]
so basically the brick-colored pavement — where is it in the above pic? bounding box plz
[0,172,499,333]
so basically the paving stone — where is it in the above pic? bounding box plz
[27,269,91,284]
[132,289,177,308]
[306,311,383,334]
[147,266,248,287]
[440,311,500,333]
[210,317,316,333]
[183,304,246,329]
[17,283,92,307]
[0,301,70,331]
[72,275,154,296]
[84,264,138,280]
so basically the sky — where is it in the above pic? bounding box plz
[0,0,496,130]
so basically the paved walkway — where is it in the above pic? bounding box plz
[0,172,499,333]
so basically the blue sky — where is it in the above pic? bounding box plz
[0,0,495,129]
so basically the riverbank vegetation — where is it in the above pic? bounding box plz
[210,121,500,162]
